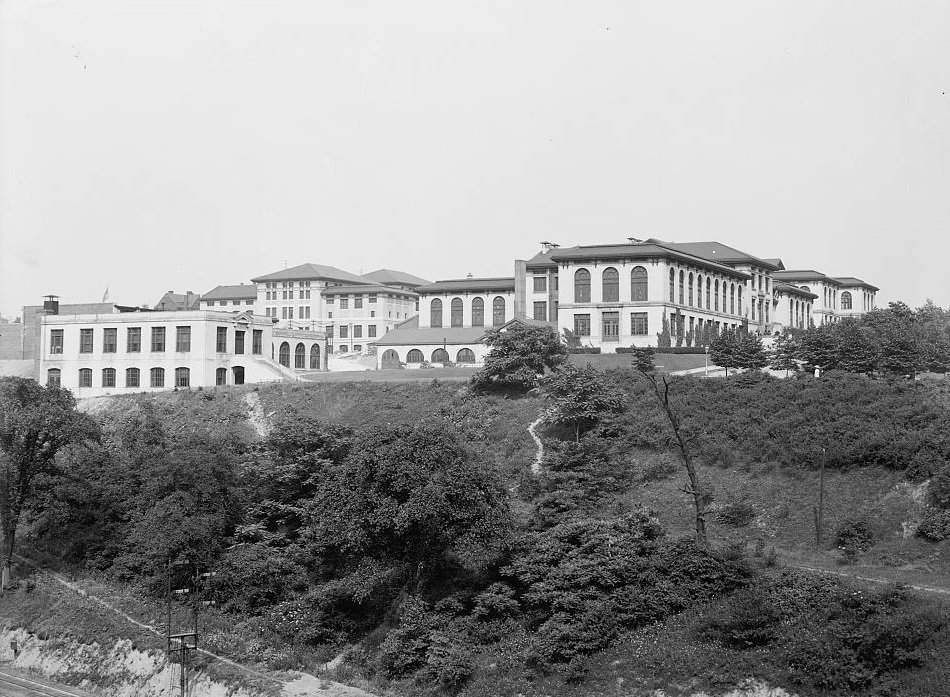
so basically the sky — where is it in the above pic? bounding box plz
[1,0,948,318]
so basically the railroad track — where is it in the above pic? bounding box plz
[0,666,95,697]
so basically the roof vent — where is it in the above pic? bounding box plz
[627,237,642,244]
[540,241,560,252]
[466,273,473,278]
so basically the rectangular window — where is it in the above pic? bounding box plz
[216,327,228,352]
[287,307,293,320]
[340,298,349,309]
[126,367,140,388]
[47,369,61,387]
[369,294,377,304]
[533,301,547,321]
[102,368,116,387]
[127,327,141,352]
[252,330,263,354]
[339,326,349,338]
[602,311,620,341]
[175,326,191,352]
[327,296,335,304]
[235,331,245,354]
[50,329,64,354]
[151,327,166,352]
[353,344,362,353]
[574,314,591,337]
[368,325,377,337]
[553,275,559,291]
[175,367,190,387]
[354,325,362,338]
[80,328,94,353]
[354,296,363,309]
[533,276,547,292]
[630,312,649,335]
[103,328,117,353]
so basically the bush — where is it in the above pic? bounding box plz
[916,507,950,541]
[566,347,601,354]
[716,501,757,527]
[696,587,781,647]
[928,464,950,509]
[378,597,435,678]
[836,517,875,558]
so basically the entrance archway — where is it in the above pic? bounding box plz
[381,349,400,369]
[232,366,245,385]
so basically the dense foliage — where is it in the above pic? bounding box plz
[471,323,567,392]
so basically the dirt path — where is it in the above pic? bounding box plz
[14,556,375,696]
[787,562,950,597]
[527,415,544,474]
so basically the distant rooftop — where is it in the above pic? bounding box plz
[361,268,430,287]
[200,284,256,301]
[832,277,880,292]
[416,277,516,294]
[321,284,418,297]
[549,243,751,278]
[251,263,369,285]
[650,239,782,271]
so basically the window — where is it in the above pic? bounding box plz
[310,344,321,369]
[252,330,262,354]
[631,312,649,335]
[353,344,362,353]
[340,298,349,309]
[50,329,64,354]
[216,327,228,352]
[152,327,167,352]
[216,367,227,386]
[369,294,377,304]
[432,348,449,363]
[407,349,424,363]
[492,296,506,326]
[126,367,140,388]
[800,285,811,294]
[355,296,363,309]
[688,273,694,307]
[631,266,648,302]
[127,327,141,352]
[533,301,547,321]
[78,368,92,387]
[737,286,742,314]
[80,328,93,353]
[730,284,735,314]
[696,275,702,308]
[368,325,377,338]
[471,297,484,327]
[175,326,191,352]
[235,331,245,354]
[574,269,591,302]
[47,368,61,387]
[339,325,349,338]
[602,267,619,302]
[574,314,591,336]
[722,283,727,313]
[669,268,675,302]
[706,277,711,310]
[150,367,165,387]
[602,311,619,341]
[175,367,190,387]
[326,296,335,305]
[338,345,349,353]
[279,342,290,367]
[449,298,462,327]
[714,280,720,311]
[841,291,852,310]
[533,276,547,292]
[430,298,443,327]
[354,325,362,338]
[294,343,306,368]
[102,368,116,387]
[456,348,475,364]
[678,270,685,304]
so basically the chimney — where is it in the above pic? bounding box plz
[466,273,473,279]
[540,241,560,253]
[43,295,60,315]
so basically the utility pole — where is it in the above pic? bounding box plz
[166,557,205,697]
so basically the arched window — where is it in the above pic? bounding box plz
[451,297,463,327]
[430,298,443,328]
[722,283,727,313]
[714,280,720,311]
[471,297,484,327]
[125,367,139,388]
[381,349,400,368]
[730,284,735,314]
[310,344,321,369]
[175,367,190,388]
[574,269,591,303]
[492,296,506,326]
[102,368,116,388]
[630,266,648,301]
[688,273,694,306]
[696,274,702,308]
[841,291,852,310]
[737,286,742,314]
[47,368,61,388]
[406,349,424,363]
[216,367,227,385]
[456,348,475,364]
[602,267,619,302]
[678,270,685,304]
[278,342,290,367]
[295,342,306,369]
[432,348,449,363]
[706,277,711,310]
[668,268,675,301]
[800,285,811,294]
[150,367,164,387]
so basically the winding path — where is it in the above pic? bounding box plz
[527,415,544,474]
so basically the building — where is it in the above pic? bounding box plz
[322,284,419,354]
[360,268,430,291]
[154,290,200,312]
[199,284,257,310]
[772,270,878,326]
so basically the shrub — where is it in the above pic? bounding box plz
[696,587,781,647]
[835,517,875,558]
[378,597,435,678]
[420,630,476,689]
[472,583,520,620]
[916,507,950,541]
[927,464,950,509]
[716,500,757,527]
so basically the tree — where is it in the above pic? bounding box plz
[834,319,880,375]
[632,355,709,547]
[541,365,627,442]
[768,330,800,377]
[656,314,672,348]
[709,327,740,376]
[472,323,567,392]
[0,377,97,585]
[734,331,768,371]
[797,323,840,373]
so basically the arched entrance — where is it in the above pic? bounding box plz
[432,348,449,363]
[381,349,400,369]
[278,342,290,367]
[216,367,227,386]
[310,343,321,369]
[456,348,475,364]
[232,366,245,385]
[295,343,306,369]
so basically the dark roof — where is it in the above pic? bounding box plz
[374,317,489,346]
[832,277,880,292]
[773,270,839,284]
[361,269,430,287]
[251,263,369,284]
[322,284,418,297]
[154,291,200,311]
[550,243,751,278]
[774,282,818,299]
[762,258,786,270]
[650,240,781,271]
[200,284,257,301]
[523,249,560,269]
[416,277,516,294]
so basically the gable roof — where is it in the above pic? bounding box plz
[774,282,818,299]
[373,316,490,346]
[549,243,751,278]
[361,269,430,287]
[831,277,880,292]
[154,291,200,311]
[250,263,369,285]
[649,239,781,271]
[200,284,257,301]
[773,270,840,285]
[523,249,560,269]
[416,277,516,294]
[321,284,418,297]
